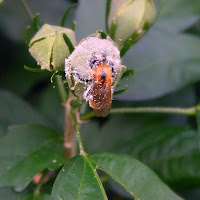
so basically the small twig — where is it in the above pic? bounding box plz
[80,106,196,120]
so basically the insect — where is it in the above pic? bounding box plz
[65,36,127,117]
[89,62,112,117]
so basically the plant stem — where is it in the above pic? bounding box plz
[55,75,68,102]
[76,127,85,155]
[55,75,75,161]
[80,106,196,120]
[19,0,33,20]
[71,110,86,155]
[63,92,76,161]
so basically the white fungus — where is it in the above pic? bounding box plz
[65,35,126,103]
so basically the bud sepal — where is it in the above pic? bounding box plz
[107,0,156,53]
[29,24,76,71]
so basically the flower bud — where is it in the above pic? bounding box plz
[29,24,76,71]
[107,0,155,50]
[65,34,126,117]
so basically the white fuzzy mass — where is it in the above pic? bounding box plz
[65,36,126,101]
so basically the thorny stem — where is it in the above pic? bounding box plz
[56,75,86,159]
[19,0,33,20]
[55,75,76,161]
[63,93,76,161]
[80,106,196,120]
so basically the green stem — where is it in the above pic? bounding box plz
[80,106,196,120]
[63,93,76,161]
[55,75,68,103]
[71,109,86,155]
[19,0,33,20]
[76,123,85,155]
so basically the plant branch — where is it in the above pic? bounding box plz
[80,106,196,120]
[63,93,76,161]
[55,75,75,161]
[19,0,33,20]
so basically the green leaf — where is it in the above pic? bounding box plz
[0,41,50,96]
[0,121,9,138]
[80,88,197,192]
[121,69,136,79]
[0,90,50,127]
[25,26,31,44]
[32,13,40,33]
[123,126,200,188]
[52,153,183,200]
[60,3,77,27]
[89,153,183,200]
[120,32,141,57]
[0,187,28,200]
[63,33,74,54]
[97,30,107,39]
[51,155,108,200]
[113,85,128,96]
[23,193,50,200]
[33,85,65,134]
[0,124,64,191]
[0,90,56,133]
[81,113,166,153]
[24,65,48,73]
[105,0,112,33]
[71,20,76,31]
